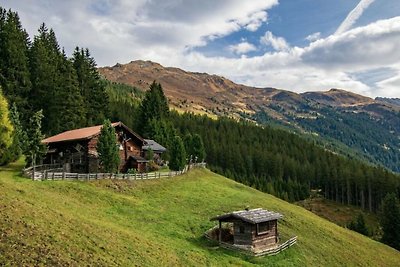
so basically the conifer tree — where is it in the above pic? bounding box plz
[23,109,47,168]
[191,134,206,162]
[348,213,369,236]
[97,120,120,173]
[138,81,169,136]
[183,133,193,158]
[72,47,109,126]
[29,23,60,134]
[0,8,31,121]
[169,135,186,171]
[0,88,13,164]
[380,193,400,250]
[55,51,85,132]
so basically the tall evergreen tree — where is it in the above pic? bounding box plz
[23,109,47,168]
[191,134,206,162]
[138,81,169,136]
[97,120,120,173]
[0,88,13,164]
[29,23,61,134]
[72,47,109,126]
[380,193,400,250]
[55,51,85,132]
[169,135,186,171]
[0,8,31,121]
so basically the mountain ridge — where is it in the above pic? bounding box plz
[99,60,400,173]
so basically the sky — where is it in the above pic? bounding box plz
[1,0,400,98]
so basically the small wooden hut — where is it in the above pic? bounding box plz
[211,208,283,252]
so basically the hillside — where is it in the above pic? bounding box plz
[99,61,400,173]
[1,161,399,266]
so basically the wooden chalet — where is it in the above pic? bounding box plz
[211,208,283,252]
[42,122,148,173]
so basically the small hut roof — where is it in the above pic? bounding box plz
[143,139,167,153]
[211,208,283,224]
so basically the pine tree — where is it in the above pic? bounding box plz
[183,133,193,157]
[169,135,186,171]
[138,81,169,136]
[0,8,31,121]
[0,88,13,164]
[29,23,61,134]
[97,120,120,173]
[191,134,206,162]
[23,109,47,168]
[55,51,85,132]
[380,193,400,250]
[72,47,109,126]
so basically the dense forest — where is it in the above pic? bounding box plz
[1,6,400,249]
[0,7,109,136]
[252,103,400,173]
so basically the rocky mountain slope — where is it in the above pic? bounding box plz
[99,60,400,172]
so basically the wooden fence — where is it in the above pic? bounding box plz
[23,163,206,182]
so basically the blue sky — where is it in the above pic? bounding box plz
[1,0,400,97]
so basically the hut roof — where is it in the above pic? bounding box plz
[211,208,283,224]
[42,122,143,144]
[143,139,167,153]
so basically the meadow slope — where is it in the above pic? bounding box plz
[0,161,399,266]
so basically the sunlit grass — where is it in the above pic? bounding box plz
[0,161,398,266]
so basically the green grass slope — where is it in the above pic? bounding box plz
[0,161,399,266]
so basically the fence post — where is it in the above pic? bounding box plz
[62,172,65,180]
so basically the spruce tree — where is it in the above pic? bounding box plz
[29,23,60,134]
[138,81,169,136]
[55,51,85,132]
[0,8,31,121]
[169,135,186,171]
[380,193,400,250]
[183,133,193,158]
[191,134,206,162]
[72,47,109,126]
[0,88,13,164]
[97,120,120,173]
[23,109,47,167]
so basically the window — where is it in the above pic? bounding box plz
[257,222,271,235]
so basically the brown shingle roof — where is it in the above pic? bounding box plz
[211,208,283,224]
[43,122,121,143]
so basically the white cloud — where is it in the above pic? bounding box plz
[376,71,400,97]
[260,31,290,51]
[228,42,257,54]
[305,32,321,42]
[335,0,375,35]
[302,17,400,71]
[1,1,400,98]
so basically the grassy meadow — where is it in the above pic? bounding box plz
[0,161,399,266]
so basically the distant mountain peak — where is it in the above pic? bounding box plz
[99,59,398,117]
